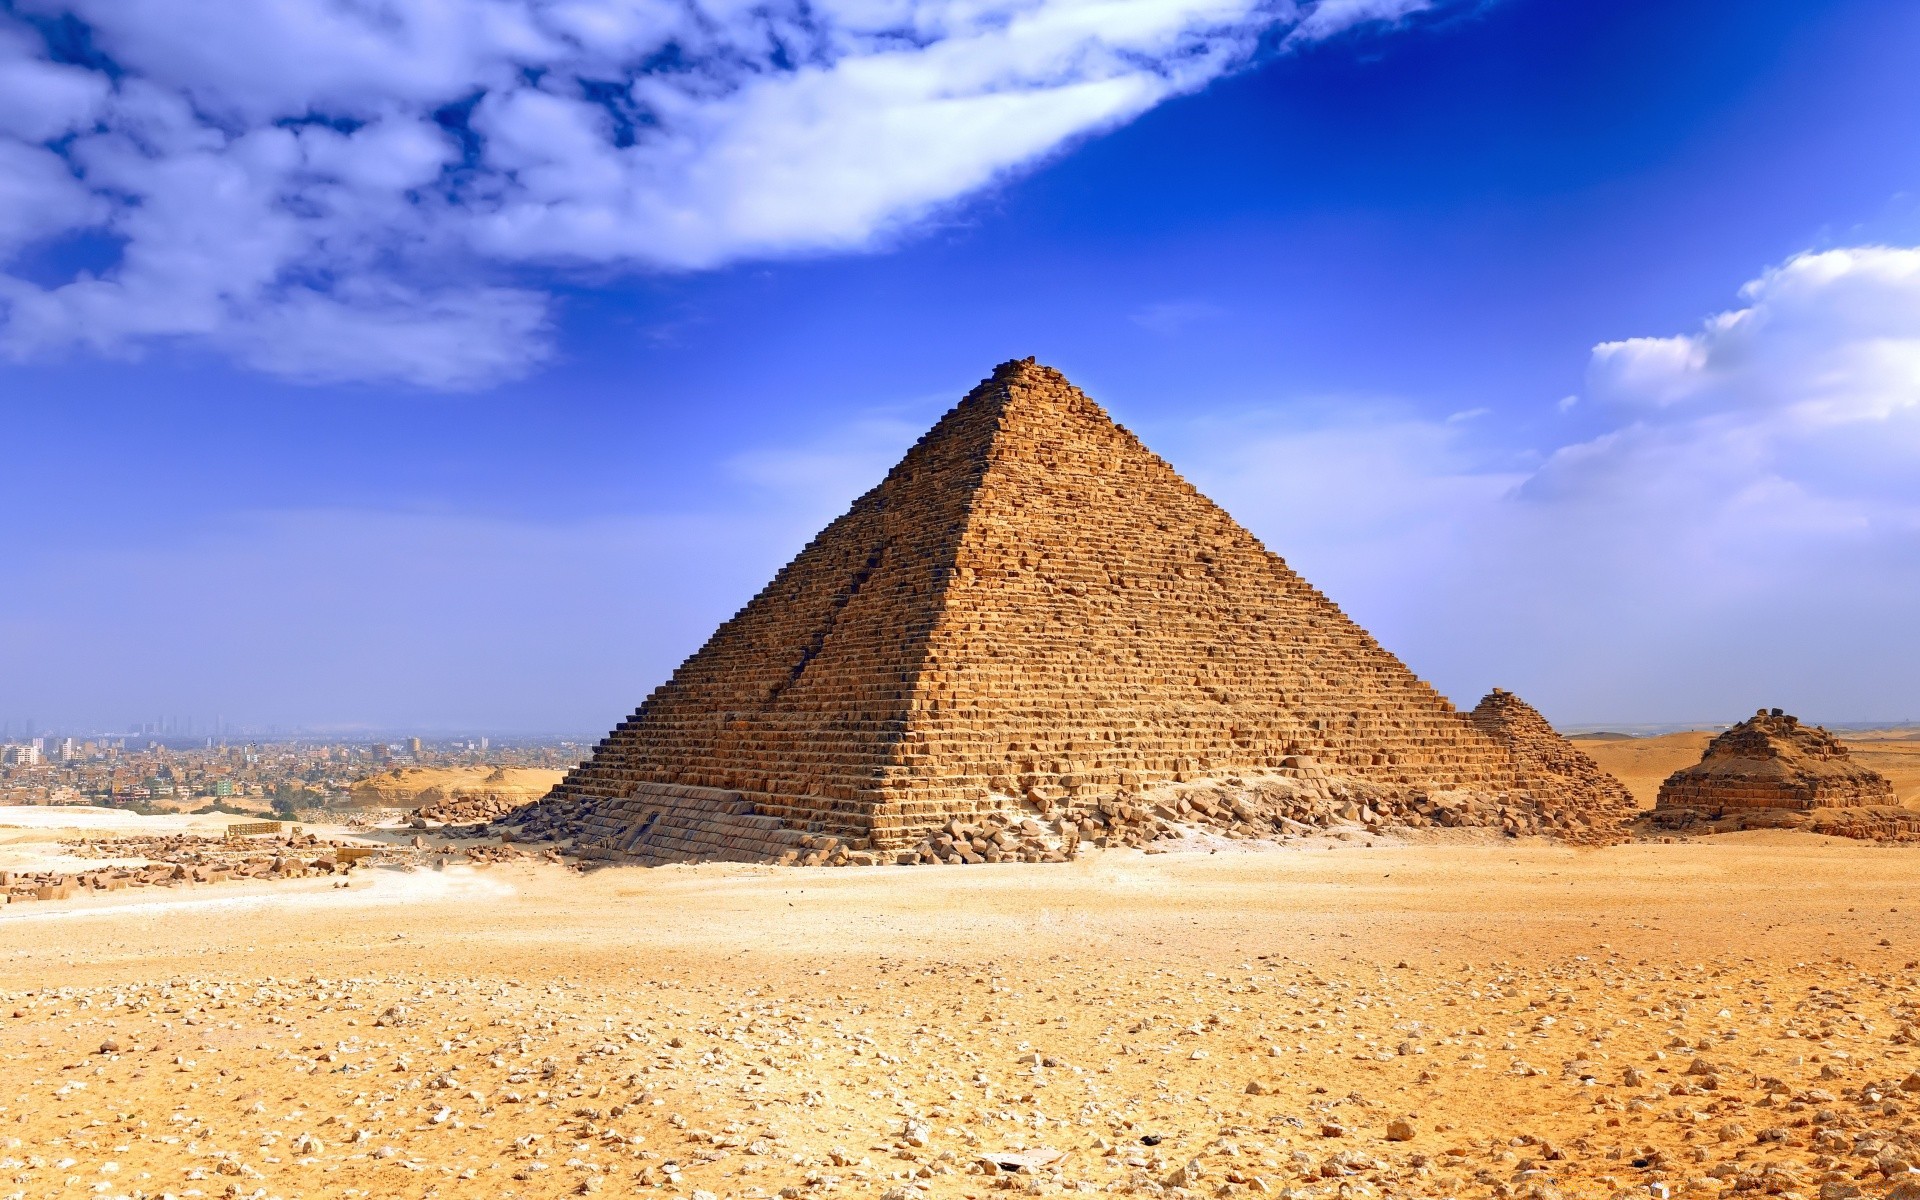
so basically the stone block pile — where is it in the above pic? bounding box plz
[2,833,371,905]
[901,811,1077,865]
[414,792,531,825]
[491,782,871,867]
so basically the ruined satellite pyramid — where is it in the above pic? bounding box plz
[1470,688,1635,815]
[1647,708,1920,840]
[1656,709,1895,816]
[503,359,1629,863]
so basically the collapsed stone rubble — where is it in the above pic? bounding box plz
[413,792,530,825]
[0,831,551,906]
[1,832,370,904]
[501,359,1633,867]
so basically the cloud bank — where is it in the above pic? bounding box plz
[1180,244,1920,724]
[0,0,1436,388]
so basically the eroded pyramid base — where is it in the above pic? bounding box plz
[487,755,1632,867]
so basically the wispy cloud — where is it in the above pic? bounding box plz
[1130,299,1224,336]
[1287,0,1437,44]
[0,0,1454,389]
[725,415,925,498]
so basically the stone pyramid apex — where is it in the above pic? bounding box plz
[972,356,1098,413]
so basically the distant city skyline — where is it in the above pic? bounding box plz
[0,719,596,742]
[4,0,1918,732]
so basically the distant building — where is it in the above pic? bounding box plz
[3,744,40,766]
[408,737,422,756]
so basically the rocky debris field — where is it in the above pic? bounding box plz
[1,832,568,907]
[6,839,1920,1200]
[891,771,1627,865]
[478,767,1632,874]
[1647,805,1920,842]
[2,834,375,905]
[415,794,535,825]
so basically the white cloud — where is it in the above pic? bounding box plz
[0,0,1455,388]
[0,32,107,140]
[1585,246,1920,423]
[0,140,103,254]
[222,283,555,389]
[1170,244,1920,725]
[1536,246,1920,522]
[1289,0,1434,43]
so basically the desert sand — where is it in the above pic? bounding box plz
[7,826,1920,1200]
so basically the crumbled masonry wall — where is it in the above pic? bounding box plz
[512,359,1631,856]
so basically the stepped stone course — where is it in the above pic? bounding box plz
[1470,689,1638,820]
[501,358,1631,862]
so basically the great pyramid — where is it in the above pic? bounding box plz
[498,359,1630,863]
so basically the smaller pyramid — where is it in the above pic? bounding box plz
[1655,709,1894,816]
[1470,689,1637,820]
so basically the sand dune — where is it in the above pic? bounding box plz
[1570,732,1713,808]
[348,765,564,807]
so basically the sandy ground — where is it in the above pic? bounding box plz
[1571,736,1713,809]
[1574,733,1920,808]
[349,767,566,808]
[1846,736,1920,806]
[6,833,1920,1200]
[0,806,254,835]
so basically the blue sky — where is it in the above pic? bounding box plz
[3,0,1918,734]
